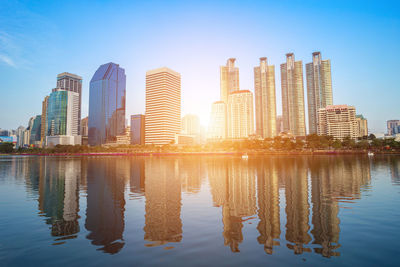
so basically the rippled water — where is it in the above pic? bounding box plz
[0,155,399,266]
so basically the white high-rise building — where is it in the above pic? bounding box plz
[208,101,227,140]
[145,67,181,145]
[227,90,254,139]
[317,105,358,140]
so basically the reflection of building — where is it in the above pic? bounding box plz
[38,158,81,241]
[130,157,145,196]
[144,158,182,244]
[88,63,126,146]
[280,158,311,254]
[256,158,280,254]
[281,53,306,136]
[308,157,340,257]
[317,105,358,140]
[131,114,145,145]
[145,67,181,145]
[208,159,256,252]
[179,158,204,194]
[227,90,254,139]
[254,57,277,138]
[306,52,333,134]
[208,101,227,140]
[389,157,400,185]
[85,158,126,254]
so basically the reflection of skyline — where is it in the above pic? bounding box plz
[4,155,379,257]
[280,158,312,254]
[256,158,280,254]
[208,158,256,252]
[143,158,182,245]
[85,158,126,254]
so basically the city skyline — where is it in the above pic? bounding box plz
[1,1,399,133]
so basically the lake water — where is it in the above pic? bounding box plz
[0,155,399,266]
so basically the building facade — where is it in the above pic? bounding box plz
[145,67,181,145]
[182,114,200,136]
[40,96,49,147]
[387,120,400,136]
[131,114,145,145]
[306,52,333,134]
[56,72,83,134]
[356,115,368,139]
[46,89,79,137]
[220,58,239,104]
[254,57,277,138]
[281,53,306,136]
[29,115,42,146]
[88,63,126,146]
[227,90,254,139]
[81,117,88,137]
[317,105,358,140]
[208,101,227,140]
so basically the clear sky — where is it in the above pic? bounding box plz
[0,0,399,133]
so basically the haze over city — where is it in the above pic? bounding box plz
[1,0,399,133]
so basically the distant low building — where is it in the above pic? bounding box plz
[356,115,368,139]
[387,120,400,136]
[131,114,145,145]
[46,135,82,147]
[175,134,196,145]
[317,105,358,140]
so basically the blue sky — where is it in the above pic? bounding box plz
[0,0,399,133]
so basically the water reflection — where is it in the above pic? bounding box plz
[85,158,126,254]
[5,155,383,258]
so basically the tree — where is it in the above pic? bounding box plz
[0,142,14,153]
[332,139,342,149]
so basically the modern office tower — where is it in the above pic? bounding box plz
[40,96,49,147]
[276,115,283,135]
[182,114,200,136]
[317,105,358,140]
[56,72,83,134]
[227,90,254,139]
[29,115,41,146]
[88,63,126,146]
[81,117,88,136]
[254,57,277,138]
[145,67,181,145]
[208,101,227,140]
[356,115,368,139]
[16,126,25,148]
[306,52,333,134]
[281,53,306,136]
[387,120,400,135]
[131,114,145,145]
[46,89,79,136]
[220,58,240,103]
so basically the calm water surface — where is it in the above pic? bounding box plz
[0,155,399,266]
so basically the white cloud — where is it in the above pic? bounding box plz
[0,54,16,67]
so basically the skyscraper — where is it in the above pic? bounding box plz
[88,63,126,146]
[56,73,82,134]
[208,101,227,140]
[29,115,41,146]
[254,57,277,138]
[145,67,181,145]
[306,52,333,134]
[220,58,239,104]
[356,115,368,138]
[46,89,79,137]
[387,120,400,135]
[227,90,254,139]
[281,53,306,136]
[131,114,145,145]
[40,96,49,147]
[182,114,200,136]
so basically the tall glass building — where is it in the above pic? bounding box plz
[88,63,126,146]
[46,89,79,136]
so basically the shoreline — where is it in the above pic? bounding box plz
[2,150,400,157]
